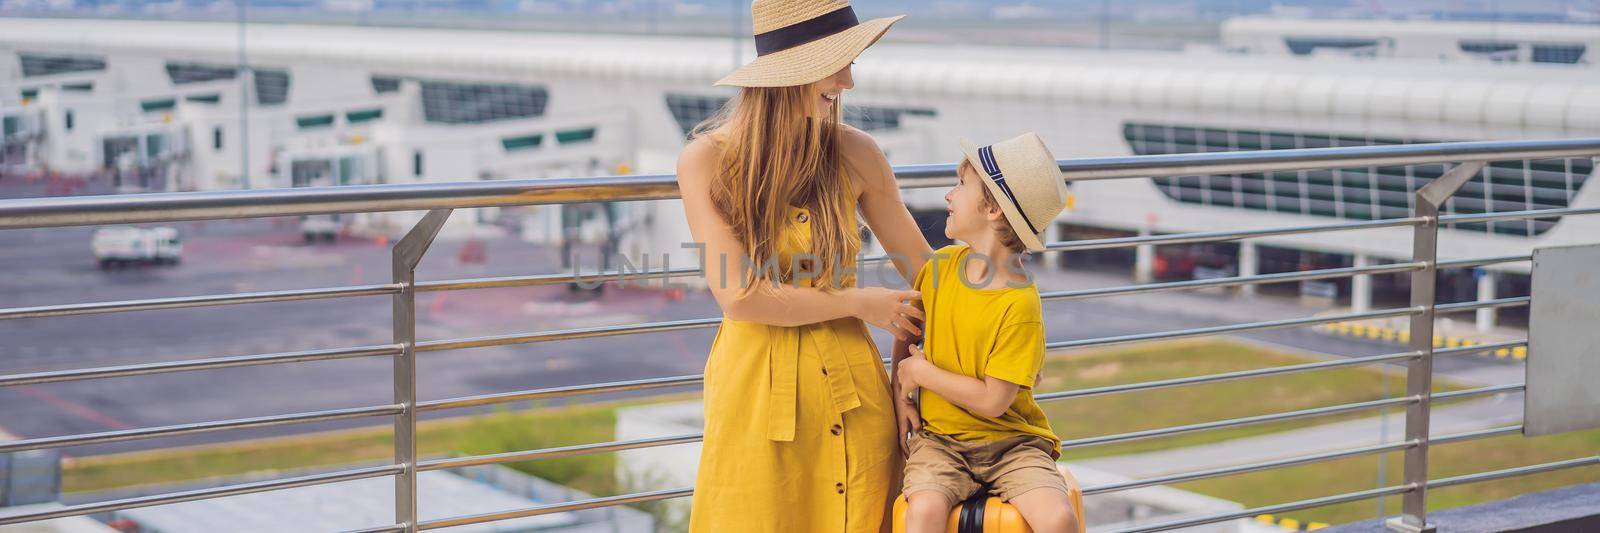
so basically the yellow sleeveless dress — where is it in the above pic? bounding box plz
[689,195,902,532]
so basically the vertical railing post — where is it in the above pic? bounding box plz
[391,209,453,532]
[1387,162,1483,533]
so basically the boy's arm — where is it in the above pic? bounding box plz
[890,317,925,455]
[898,345,1020,419]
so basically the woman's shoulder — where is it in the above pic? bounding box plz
[677,133,725,184]
[836,123,881,160]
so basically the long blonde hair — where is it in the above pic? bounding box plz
[692,85,860,296]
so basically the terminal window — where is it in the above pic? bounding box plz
[254,69,290,106]
[18,52,106,77]
[1123,123,1594,237]
[420,81,549,124]
[166,62,237,84]
[665,94,937,137]
[1531,44,1587,64]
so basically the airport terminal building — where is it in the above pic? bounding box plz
[2,16,1597,327]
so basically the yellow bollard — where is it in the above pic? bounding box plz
[1280,518,1301,530]
[1495,348,1510,358]
[1255,514,1276,524]
[1513,346,1528,360]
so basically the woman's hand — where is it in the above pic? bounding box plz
[850,287,923,340]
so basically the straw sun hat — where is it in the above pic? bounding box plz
[715,0,905,87]
[959,133,1072,252]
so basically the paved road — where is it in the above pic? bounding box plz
[0,178,1523,457]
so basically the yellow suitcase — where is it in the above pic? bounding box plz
[891,467,1085,533]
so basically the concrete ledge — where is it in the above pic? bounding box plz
[1320,481,1600,533]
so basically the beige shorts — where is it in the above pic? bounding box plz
[901,430,1069,504]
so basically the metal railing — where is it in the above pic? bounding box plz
[2,138,1600,532]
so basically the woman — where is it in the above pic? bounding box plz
[676,1,934,531]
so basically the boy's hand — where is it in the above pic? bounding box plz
[895,345,928,398]
[892,386,921,456]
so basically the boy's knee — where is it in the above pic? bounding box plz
[1040,507,1078,533]
[1009,489,1078,533]
[905,491,953,520]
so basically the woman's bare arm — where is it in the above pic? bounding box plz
[844,126,934,286]
[677,136,922,334]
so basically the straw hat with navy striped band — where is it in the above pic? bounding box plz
[959,133,1072,252]
[716,0,905,87]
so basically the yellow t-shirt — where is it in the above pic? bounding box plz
[912,244,1059,456]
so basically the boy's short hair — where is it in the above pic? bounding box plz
[958,158,1028,254]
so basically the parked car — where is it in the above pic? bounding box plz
[92,226,181,269]
[301,214,342,243]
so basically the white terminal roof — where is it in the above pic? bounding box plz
[1222,15,1600,44]
[0,17,1597,132]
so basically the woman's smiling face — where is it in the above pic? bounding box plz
[806,63,854,118]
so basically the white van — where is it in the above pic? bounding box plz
[91,226,182,269]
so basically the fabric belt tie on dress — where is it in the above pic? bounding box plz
[767,321,862,442]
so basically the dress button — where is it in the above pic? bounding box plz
[835,482,845,494]
[821,367,828,375]
[796,212,808,223]
[830,424,842,436]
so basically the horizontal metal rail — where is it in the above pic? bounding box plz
[1036,350,1421,402]
[416,251,1527,295]
[417,487,695,530]
[1434,339,1528,357]
[1432,383,1524,401]
[0,283,402,321]
[1057,396,1419,449]
[0,344,404,387]
[1043,217,1425,253]
[419,433,705,472]
[348,521,409,531]
[417,374,702,412]
[415,267,704,292]
[1427,456,1600,489]
[1046,306,1424,351]
[1441,205,1600,225]
[416,317,721,354]
[0,404,404,453]
[6,139,1597,230]
[1083,424,1527,497]
[1038,262,1425,302]
[1436,254,1530,269]
[1107,484,1414,533]
[1430,425,1524,445]
[1084,440,1418,496]
[0,464,403,526]
[1435,296,1531,314]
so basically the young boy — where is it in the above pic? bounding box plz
[893,132,1077,533]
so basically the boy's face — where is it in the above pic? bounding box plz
[944,160,1005,243]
